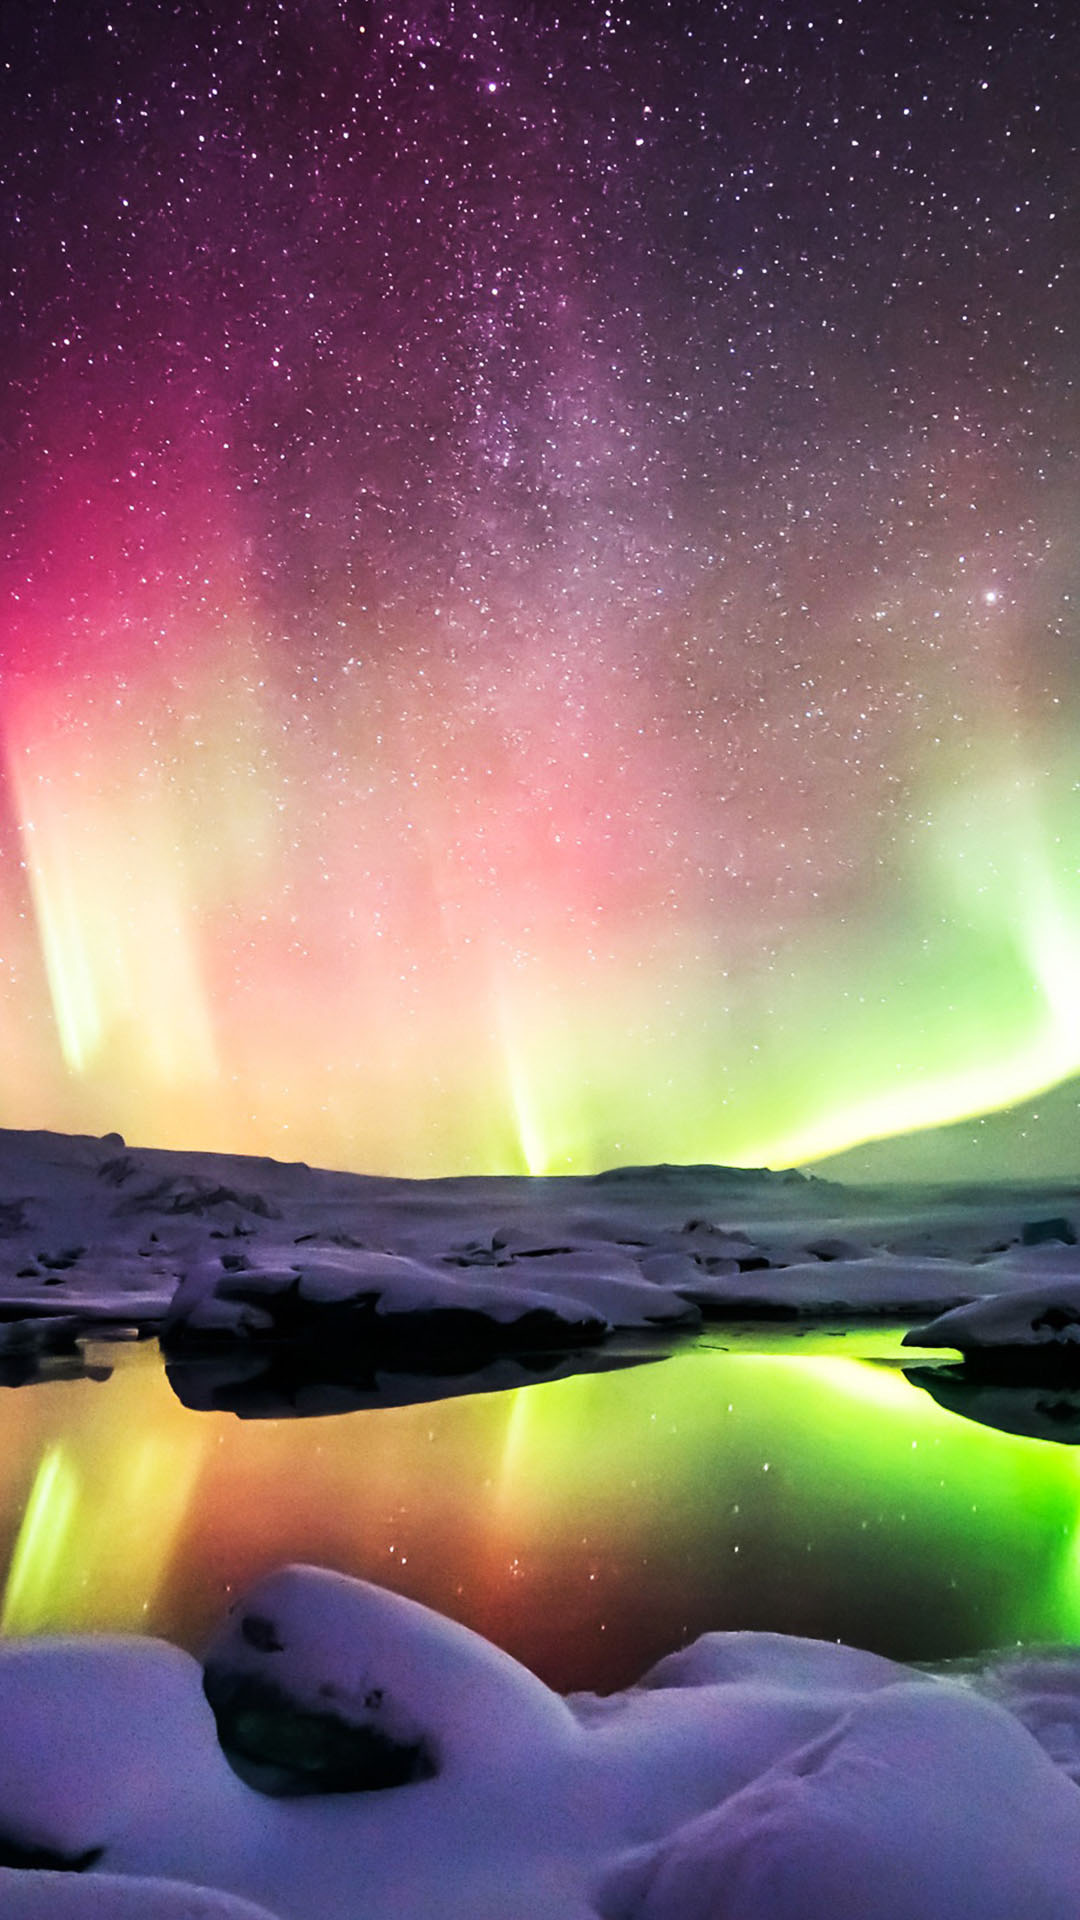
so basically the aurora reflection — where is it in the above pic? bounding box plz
[3,1341,1080,1691]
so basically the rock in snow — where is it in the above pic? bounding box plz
[3,1566,1080,1919]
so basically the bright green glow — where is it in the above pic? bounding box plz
[489,1345,1080,1654]
[736,764,1080,1170]
[488,760,1080,1177]
[4,1340,1080,1675]
[9,720,1080,1180]
[2,1444,80,1633]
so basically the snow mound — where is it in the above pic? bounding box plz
[0,1872,281,1919]
[0,1637,251,1864]
[3,1568,1080,1918]
[973,1647,1080,1783]
[633,1629,907,1696]
[162,1245,617,1358]
[903,1278,1080,1364]
[594,1681,1080,1920]
[202,1564,582,1792]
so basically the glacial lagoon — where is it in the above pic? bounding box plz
[2,1330,1079,1694]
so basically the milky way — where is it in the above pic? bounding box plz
[2,0,1078,1174]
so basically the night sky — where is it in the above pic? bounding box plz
[2,0,1078,1175]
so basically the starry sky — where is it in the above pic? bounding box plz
[2,0,1078,1176]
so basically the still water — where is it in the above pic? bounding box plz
[1,1331,1079,1693]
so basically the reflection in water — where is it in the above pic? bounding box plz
[165,1341,659,1418]
[0,1373,210,1636]
[1,1444,79,1633]
[1,1338,1080,1690]
[905,1364,1080,1447]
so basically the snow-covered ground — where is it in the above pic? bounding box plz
[1,1126,1079,1371]
[3,1565,1080,1919]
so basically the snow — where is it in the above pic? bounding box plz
[974,1647,1080,1783]
[0,1637,255,1858]
[0,1874,281,1919]
[903,1277,1080,1358]
[593,1682,1080,1920]
[3,1567,1080,1919]
[0,1126,1077,1370]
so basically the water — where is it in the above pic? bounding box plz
[1,1330,1079,1693]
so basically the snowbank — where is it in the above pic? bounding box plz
[3,1566,1080,1919]
[594,1682,1080,1920]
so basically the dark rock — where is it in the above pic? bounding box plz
[116,1176,281,1220]
[0,1834,103,1871]
[202,1667,436,1797]
[0,1317,82,1355]
[1032,1305,1080,1334]
[292,1230,369,1249]
[804,1238,862,1263]
[98,1154,139,1186]
[445,1243,502,1267]
[241,1612,285,1653]
[1022,1217,1077,1247]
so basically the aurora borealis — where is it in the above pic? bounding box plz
[2,0,1078,1175]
